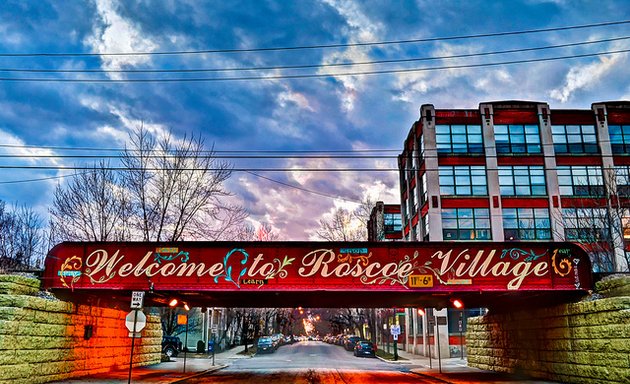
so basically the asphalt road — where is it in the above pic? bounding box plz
[180,341,443,383]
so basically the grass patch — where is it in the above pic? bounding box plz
[237,345,257,356]
[376,349,408,361]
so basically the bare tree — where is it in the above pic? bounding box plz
[0,200,45,271]
[315,207,365,241]
[324,308,367,337]
[224,221,280,241]
[554,167,630,272]
[121,127,236,241]
[50,126,247,243]
[315,196,376,242]
[353,196,376,229]
[50,163,132,242]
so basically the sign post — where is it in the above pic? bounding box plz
[126,292,146,384]
[459,311,464,360]
[436,316,447,374]
[127,309,137,384]
[427,310,434,369]
[177,313,189,373]
[211,326,217,366]
[125,309,146,384]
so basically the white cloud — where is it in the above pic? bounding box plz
[550,54,626,103]
[85,0,158,75]
[277,89,315,112]
[319,0,385,112]
[228,152,399,240]
[0,128,61,167]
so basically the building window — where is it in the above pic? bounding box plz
[420,172,428,206]
[435,125,483,154]
[551,125,598,153]
[615,166,630,197]
[418,133,425,158]
[623,213,630,241]
[609,125,630,154]
[562,208,610,241]
[410,186,417,215]
[422,214,430,241]
[384,213,402,234]
[494,124,541,154]
[439,166,487,195]
[557,166,604,196]
[503,208,551,240]
[402,200,409,227]
[498,166,546,196]
[442,208,491,240]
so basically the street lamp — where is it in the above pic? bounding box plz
[183,303,191,373]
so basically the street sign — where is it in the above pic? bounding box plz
[125,310,147,333]
[390,324,401,336]
[393,334,399,341]
[408,274,434,288]
[177,314,188,325]
[130,291,144,309]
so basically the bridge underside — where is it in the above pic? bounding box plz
[52,288,587,311]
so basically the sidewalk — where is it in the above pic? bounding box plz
[388,349,558,383]
[55,347,249,383]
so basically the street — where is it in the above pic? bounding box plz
[181,341,443,383]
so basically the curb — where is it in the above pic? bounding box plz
[375,355,412,364]
[408,370,453,384]
[168,364,229,383]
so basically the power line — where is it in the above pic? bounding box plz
[2,139,630,161]
[1,19,628,57]
[1,36,627,74]
[0,165,398,172]
[244,171,362,204]
[0,173,79,185]
[0,143,399,153]
[0,154,397,159]
[1,49,627,82]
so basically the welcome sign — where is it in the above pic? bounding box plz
[44,241,592,295]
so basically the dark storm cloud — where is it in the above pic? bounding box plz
[0,0,628,239]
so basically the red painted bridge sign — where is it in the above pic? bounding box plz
[43,241,592,309]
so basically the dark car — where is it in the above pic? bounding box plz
[257,336,275,354]
[344,335,362,351]
[162,336,183,357]
[354,340,376,357]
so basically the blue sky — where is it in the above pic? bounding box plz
[0,0,629,240]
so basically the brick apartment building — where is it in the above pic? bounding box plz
[398,100,630,273]
[395,100,630,357]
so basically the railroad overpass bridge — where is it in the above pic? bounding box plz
[43,241,592,310]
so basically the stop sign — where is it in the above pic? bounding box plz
[125,310,147,332]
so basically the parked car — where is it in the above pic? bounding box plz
[353,340,376,357]
[162,336,183,357]
[344,335,362,351]
[257,336,275,354]
[271,333,284,349]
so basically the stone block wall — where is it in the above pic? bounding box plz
[0,274,162,384]
[467,276,630,383]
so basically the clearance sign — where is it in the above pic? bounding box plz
[44,241,591,297]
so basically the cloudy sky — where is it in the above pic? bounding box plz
[0,0,629,240]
